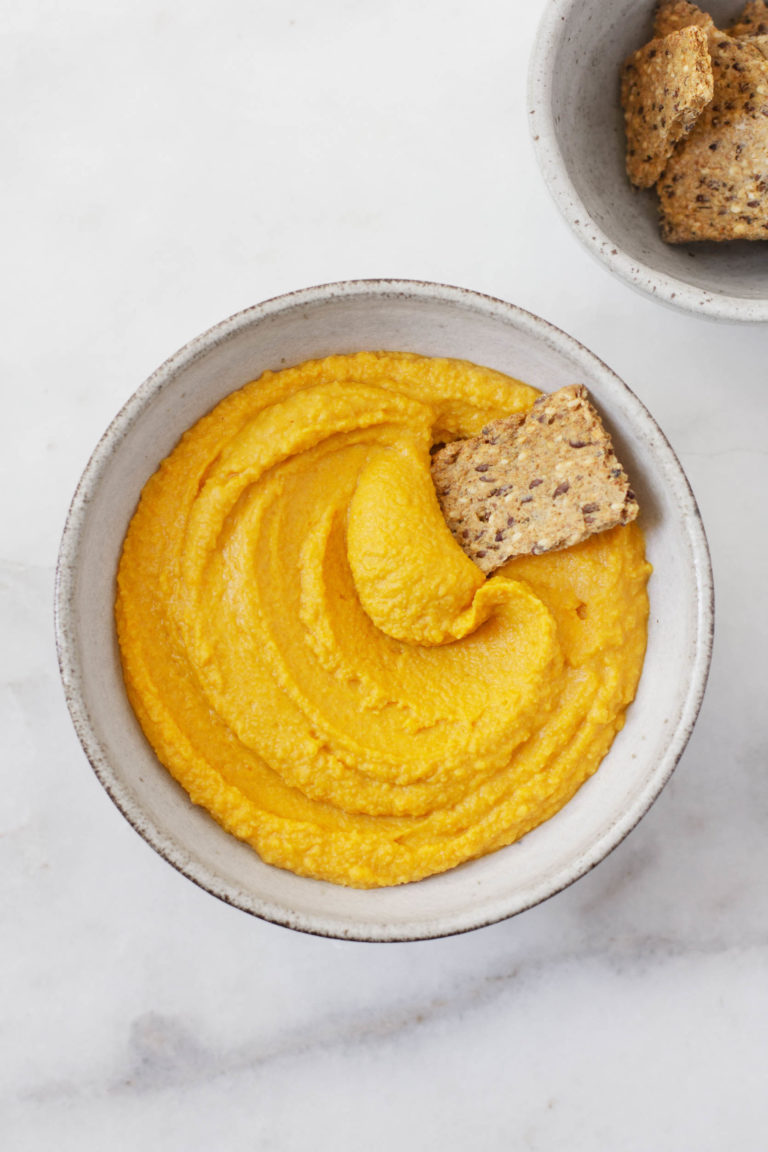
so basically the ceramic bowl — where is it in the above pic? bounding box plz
[55,280,713,941]
[529,0,768,322]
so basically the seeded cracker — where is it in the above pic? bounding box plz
[654,0,716,38]
[729,0,768,57]
[431,385,639,575]
[657,34,768,241]
[729,0,768,38]
[622,26,714,188]
[744,34,768,58]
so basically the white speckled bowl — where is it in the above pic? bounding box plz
[55,281,713,941]
[529,0,768,321]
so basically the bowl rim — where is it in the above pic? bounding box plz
[54,278,715,941]
[527,0,768,324]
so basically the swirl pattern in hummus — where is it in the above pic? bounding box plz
[116,352,650,888]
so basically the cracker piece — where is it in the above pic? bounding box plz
[746,33,768,58]
[622,26,714,188]
[729,0,768,57]
[431,385,639,575]
[729,1,768,38]
[657,35,768,241]
[654,1,716,38]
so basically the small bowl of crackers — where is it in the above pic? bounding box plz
[529,0,768,321]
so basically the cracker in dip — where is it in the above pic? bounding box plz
[431,385,638,574]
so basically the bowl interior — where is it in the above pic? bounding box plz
[534,0,768,315]
[57,283,712,940]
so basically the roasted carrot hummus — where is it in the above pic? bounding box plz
[116,352,650,888]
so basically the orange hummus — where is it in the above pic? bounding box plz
[116,352,650,888]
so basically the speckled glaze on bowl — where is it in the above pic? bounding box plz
[529,0,768,322]
[55,280,714,941]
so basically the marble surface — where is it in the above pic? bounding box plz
[3,0,767,1147]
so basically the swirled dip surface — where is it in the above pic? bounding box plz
[116,352,650,887]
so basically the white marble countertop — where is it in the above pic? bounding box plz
[4,1,768,1147]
